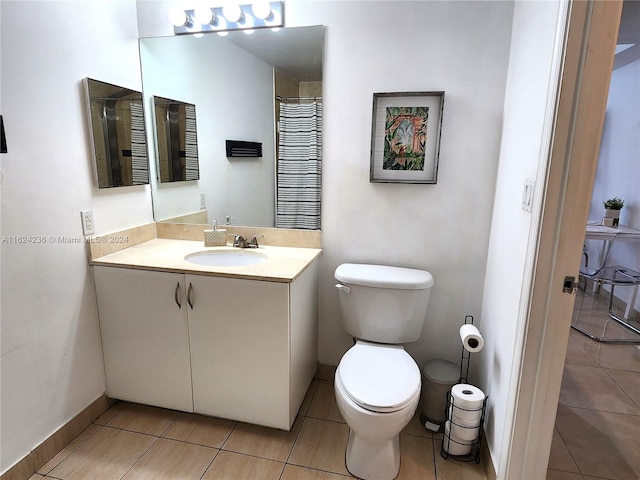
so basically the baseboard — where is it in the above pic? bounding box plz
[1,395,113,480]
[314,363,336,382]
[481,434,497,480]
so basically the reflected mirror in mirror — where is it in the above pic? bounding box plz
[84,78,150,188]
[139,25,323,229]
[153,96,200,183]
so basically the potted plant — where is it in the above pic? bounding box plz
[603,197,624,226]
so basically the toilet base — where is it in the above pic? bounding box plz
[345,429,400,480]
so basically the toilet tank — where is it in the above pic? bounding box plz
[334,263,434,344]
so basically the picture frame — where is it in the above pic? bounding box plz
[370,91,444,184]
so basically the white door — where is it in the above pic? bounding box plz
[94,267,194,412]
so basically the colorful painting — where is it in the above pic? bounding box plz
[383,106,428,171]
[370,92,444,184]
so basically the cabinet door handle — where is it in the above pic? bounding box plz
[174,282,182,308]
[187,282,194,310]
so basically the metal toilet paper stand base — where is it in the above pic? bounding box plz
[441,315,488,464]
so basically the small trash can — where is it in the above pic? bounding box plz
[420,359,459,432]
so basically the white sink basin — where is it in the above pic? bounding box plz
[184,249,268,267]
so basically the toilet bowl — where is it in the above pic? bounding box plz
[334,263,434,480]
[334,341,421,480]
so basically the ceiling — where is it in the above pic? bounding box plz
[225,25,323,81]
[179,2,633,75]
[615,0,639,69]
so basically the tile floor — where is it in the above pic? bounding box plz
[31,287,639,480]
[547,288,640,480]
[28,379,488,480]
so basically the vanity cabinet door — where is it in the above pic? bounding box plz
[187,274,290,429]
[93,267,193,412]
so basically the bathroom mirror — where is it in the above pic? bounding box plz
[139,25,323,227]
[84,78,150,188]
[152,96,200,183]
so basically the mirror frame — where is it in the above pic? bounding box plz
[83,78,150,188]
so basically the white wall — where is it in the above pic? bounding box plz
[286,1,514,369]
[588,59,640,311]
[0,0,153,473]
[477,0,563,474]
[140,35,276,226]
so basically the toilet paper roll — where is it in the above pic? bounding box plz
[449,405,482,427]
[450,384,486,409]
[443,421,472,456]
[449,420,480,441]
[460,324,484,353]
[449,384,485,425]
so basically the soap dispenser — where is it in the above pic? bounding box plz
[204,220,227,247]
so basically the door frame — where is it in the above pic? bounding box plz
[505,1,623,478]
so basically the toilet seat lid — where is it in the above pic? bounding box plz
[339,342,420,413]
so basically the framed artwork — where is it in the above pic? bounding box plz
[370,91,444,184]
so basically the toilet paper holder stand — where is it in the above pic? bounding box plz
[441,315,488,464]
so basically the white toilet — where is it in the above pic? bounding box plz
[334,263,434,480]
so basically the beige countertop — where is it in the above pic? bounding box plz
[90,238,322,283]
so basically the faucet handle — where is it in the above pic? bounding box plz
[250,235,264,247]
[230,234,248,248]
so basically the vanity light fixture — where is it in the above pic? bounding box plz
[194,6,216,25]
[168,6,191,27]
[251,1,273,20]
[171,1,284,35]
[222,4,243,23]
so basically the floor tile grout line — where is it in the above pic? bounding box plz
[560,402,640,417]
[37,423,104,476]
[99,423,169,438]
[432,433,440,480]
[197,447,222,480]
[600,366,640,410]
[283,415,309,466]
[158,434,230,450]
[116,431,164,480]
[218,420,240,451]
[93,401,127,426]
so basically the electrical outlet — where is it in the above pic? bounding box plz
[81,210,95,235]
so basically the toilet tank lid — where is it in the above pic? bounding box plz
[335,263,434,290]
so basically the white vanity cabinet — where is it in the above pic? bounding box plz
[93,258,318,430]
[93,267,194,412]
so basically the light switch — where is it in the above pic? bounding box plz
[522,178,535,213]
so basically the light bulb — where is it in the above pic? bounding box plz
[168,6,189,27]
[194,7,213,25]
[243,29,255,35]
[194,33,204,38]
[222,4,243,23]
[217,31,229,37]
[251,1,272,20]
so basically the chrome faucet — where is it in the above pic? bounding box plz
[231,234,263,248]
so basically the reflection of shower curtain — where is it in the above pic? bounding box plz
[130,102,149,184]
[276,102,322,230]
[184,104,199,181]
